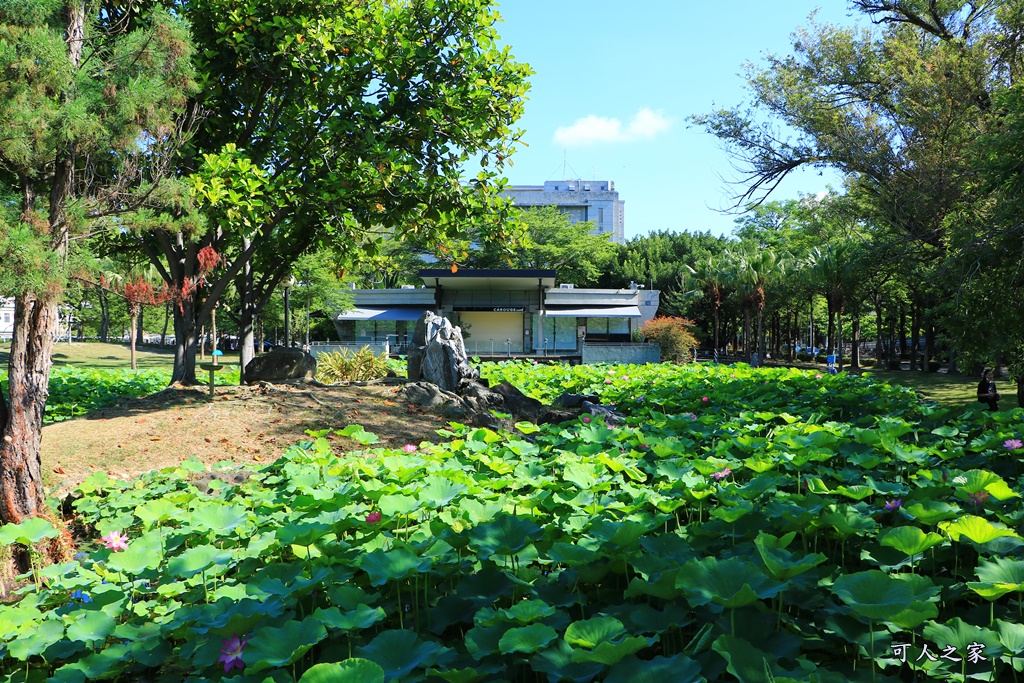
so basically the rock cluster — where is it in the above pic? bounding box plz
[407,312,479,391]
[403,312,622,430]
[244,347,317,383]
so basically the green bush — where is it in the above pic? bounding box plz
[638,316,698,363]
[315,347,391,383]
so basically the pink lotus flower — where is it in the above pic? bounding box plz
[605,378,613,384]
[702,396,709,403]
[968,490,991,507]
[403,444,417,453]
[366,511,382,524]
[815,374,823,379]
[581,416,591,423]
[101,530,129,552]
[622,376,629,380]
[217,635,249,673]
[730,373,735,378]
[711,468,732,481]
[884,498,902,512]
[682,412,697,421]
[1004,439,1023,450]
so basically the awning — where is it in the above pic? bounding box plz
[336,308,429,321]
[544,306,641,318]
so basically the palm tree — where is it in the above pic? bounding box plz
[680,254,731,356]
[806,241,864,371]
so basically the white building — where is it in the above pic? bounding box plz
[500,180,625,244]
[0,299,13,340]
[330,269,660,364]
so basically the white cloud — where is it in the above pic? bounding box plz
[553,108,672,147]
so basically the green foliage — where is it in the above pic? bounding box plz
[638,317,699,363]
[468,206,617,286]
[4,363,1024,681]
[314,348,391,384]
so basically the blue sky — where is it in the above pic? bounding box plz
[493,2,860,240]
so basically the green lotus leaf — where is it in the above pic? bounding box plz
[959,470,1006,494]
[677,556,784,608]
[832,570,916,621]
[968,558,1024,600]
[879,526,944,557]
[588,519,649,548]
[744,456,775,473]
[378,493,421,517]
[65,610,116,646]
[754,532,827,581]
[529,639,605,683]
[244,618,328,673]
[133,498,179,528]
[821,506,877,536]
[931,425,960,437]
[338,424,380,445]
[359,548,431,586]
[276,521,331,546]
[166,544,233,579]
[189,501,249,534]
[564,617,626,648]
[623,604,692,634]
[106,530,164,574]
[710,499,754,523]
[312,604,386,631]
[625,569,686,600]
[548,542,598,566]
[0,517,58,546]
[570,635,654,665]
[996,619,1024,655]
[48,642,131,682]
[922,618,1003,658]
[7,619,64,660]
[605,653,703,683]
[458,498,503,524]
[468,514,542,560]
[425,666,495,683]
[417,476,468,509]
[501,600,556,624]
[498,623,558,654]
[355,629,444,680]
[297,660,385,683]
[904,500,959,525]
[712,634,785,683]
[941,515,1021,544]
[833,485,873,501]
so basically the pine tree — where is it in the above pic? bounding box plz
[0,0,196,523]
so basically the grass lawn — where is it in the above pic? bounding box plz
[866,367,1021,411]
[0,341,243,372]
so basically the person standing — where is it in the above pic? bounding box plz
[977,367,1000,411]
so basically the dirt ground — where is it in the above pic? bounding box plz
[40,380,451,496]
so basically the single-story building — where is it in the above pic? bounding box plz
[331,269,660,362]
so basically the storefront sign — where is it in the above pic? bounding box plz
[493,307,525,313]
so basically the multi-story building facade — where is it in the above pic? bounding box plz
[500,180,625,244]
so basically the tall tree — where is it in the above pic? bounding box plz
[0,1,196,523]
[467,206,617,286]
[127,0,530,384]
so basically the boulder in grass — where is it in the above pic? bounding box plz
[244,347,317,383]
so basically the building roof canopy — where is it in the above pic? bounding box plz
[418,269,557,291]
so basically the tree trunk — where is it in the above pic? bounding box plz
[129,311,138,370]
[851,312,861,369]
[924,320,936,373]
[874,300,884,365]
[238,237,257,383]
[899,304,908,361]
[98,287,109,343]
[199,324,206,361]
[910,301,920,372]
[170,299,199,385]
[137,307,144,346]
[160,302,170,346]
[836,310,843,371]
[743,308,751,362]
[712,306,720,358]
[0,296,59,524]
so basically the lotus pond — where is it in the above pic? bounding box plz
[2,363,1024,682]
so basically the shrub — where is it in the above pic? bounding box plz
[315,347,391,383]
[638,316,699,363]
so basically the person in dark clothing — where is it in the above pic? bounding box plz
[977,367,1000,411]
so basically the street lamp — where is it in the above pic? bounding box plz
[283,275,296,348]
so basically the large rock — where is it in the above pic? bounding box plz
[407,311,479,392]
[244,347,317,383]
